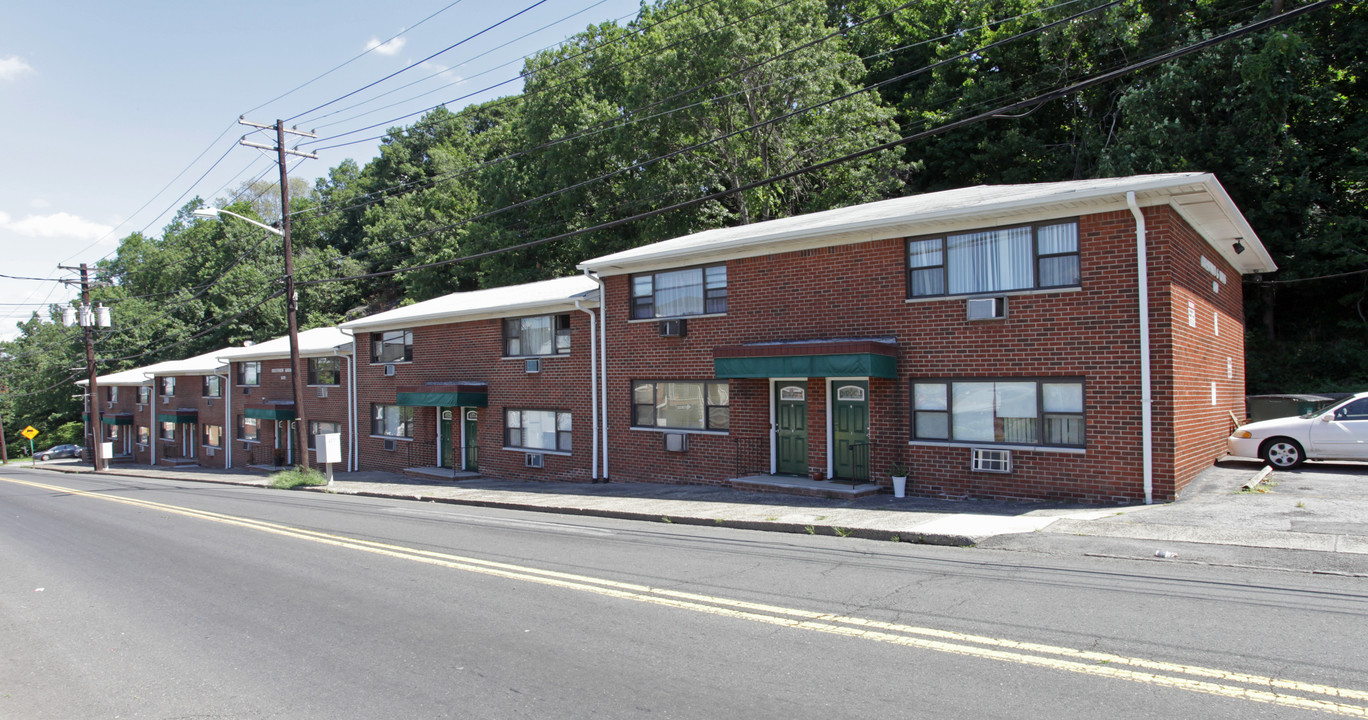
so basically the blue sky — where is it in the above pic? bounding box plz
[0,0,643,338]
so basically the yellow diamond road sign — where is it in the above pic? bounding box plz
[20,426,38,440]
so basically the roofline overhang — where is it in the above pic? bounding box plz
[218,342,355,363]
[577,174,1275,277]
[340,293,601,334]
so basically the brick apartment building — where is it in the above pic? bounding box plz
[339,276,601,482]
[578,173,1274,503]
[77,174,1273,503]
[80,366,153,464]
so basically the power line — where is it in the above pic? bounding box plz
[296,0,1336,287]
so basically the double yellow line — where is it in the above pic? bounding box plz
[8,475,1367,716]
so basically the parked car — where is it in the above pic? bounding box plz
[37,444,84,461]
[1228,391,1368,468]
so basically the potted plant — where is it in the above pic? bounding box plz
[888,461,909,498]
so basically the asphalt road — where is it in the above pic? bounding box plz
[3,467,1366,719]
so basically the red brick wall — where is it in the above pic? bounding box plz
[599,205,1243,503]
[146,373,230,467]
[230,355,354,469]
[353,311,597,482]
[84,385,151,463]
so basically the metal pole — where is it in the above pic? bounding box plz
[82,263,104,473]
[0,398,8,464]
[277,120,310,470]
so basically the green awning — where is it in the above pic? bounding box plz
[395,383,488,408]
[156,410,198,424]
[713,340,899,379]
[101,414,134,426]
[245,406,296,421]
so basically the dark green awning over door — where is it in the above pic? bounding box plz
[712,340,899,379]
[245,406,295,421]
[395,383,488,408]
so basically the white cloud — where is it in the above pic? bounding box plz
[1,211,112,241]
[365,36,407,56]
[0,55,34,81]
[30,198,50,209]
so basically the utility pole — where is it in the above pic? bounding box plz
[59,263,105,472]
[238,117,318,469]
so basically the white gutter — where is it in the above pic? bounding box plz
[574,300,599,480]
[1127,191,1154,505]
[219,369,232,469]
[338,330,358,473]
[146,371,158,466]
[586,270,609,481]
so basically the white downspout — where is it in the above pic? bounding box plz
[586,270,609,481]
[1127,191,1154,505]
[218,368,232,469]
[338,330,358,473]
[574,299,599,480]
[147,373,158,466]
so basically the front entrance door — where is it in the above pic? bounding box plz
[439,408,455,468]
[833,381,869,480]
[775,382,807,476]
[463,409,479,471]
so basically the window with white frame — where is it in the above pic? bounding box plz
[138,386,151,404]
[308,357,341,386]
[238,362,261,387]
[238,415,259,442]
[203,424,224,448]
[203,375,222,398]
[137,425,150,445]
[371,404,414,438]
[907,221,1080,298]
[107,386,118,403]
[912,379,1085,447]
[632,380,730,432]
[161,377,176,396]
[505,409,571,452]
[371,330,413,363]
[308,420,342,450]
[160,421,176,441]
[630,264,727,319]
[504,314,571,356]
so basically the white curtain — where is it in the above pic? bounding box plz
[654,268,704,317]
[947,228,1033,294]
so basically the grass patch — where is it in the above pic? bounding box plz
[269,467,328,489]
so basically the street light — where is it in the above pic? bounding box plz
[194,205,310,469]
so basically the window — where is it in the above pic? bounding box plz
[160,421,176,441]
[907,221,1080,298]
[161,377,176,396]
[308,357,342,386]
[137,425,150,445]
[505,409,572,452]
[1334,398,1368,422]
[372,404,414,438]
[309,420,342,450]
[238,361,261,387]
[106,425,120,441]
[138,386,151,404]
[632,381,730,432]
[107,386,118,403]
[912,379,1085,447]
[504,314,571,356]
[239,415,259,442]
[371,329,413,363]
[202,375,222,398]
[631,264,727,319]
[203,424,224,448]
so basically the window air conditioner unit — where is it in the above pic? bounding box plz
[664,432,689,452]
[971,448,1012,473]
[317,386,328,398]
[525,453,545,468]
[658,319,687,337]
[107,401,115,409]
[206,399,214,407]
[525,358,542,374]
[206,448,216,457]
[967,297,1007,321]
[161,396,170,404]
[383,364,396,377]
[383,439,397,451]
[242,387,251,395]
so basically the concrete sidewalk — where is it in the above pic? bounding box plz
[29,458,1368,572]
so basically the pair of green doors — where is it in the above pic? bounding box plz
[775,381,869,480]
[438,408,478,470]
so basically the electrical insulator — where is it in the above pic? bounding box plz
[62,307,76,327]
[79,304,94,327]
[96,305,111,328]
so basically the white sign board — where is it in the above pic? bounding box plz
[315,433,343,464]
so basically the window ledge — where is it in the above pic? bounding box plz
[238,438,260,445]
[306,384,342,388]
[908,440,1085,455]
[904,286,1082,305]
[369,434,414,442]
[503,447,571,457]
[629,426,729,436]
[501,354,570,361]
[369,360,413,367]
[201,445,224,451]
[627,312,727,324]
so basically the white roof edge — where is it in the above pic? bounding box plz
[577,174,1275,276]
[340,277,600,333]
[221,341,354,362]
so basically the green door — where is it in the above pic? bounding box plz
[775,382,808,476]
[438,408,454,468]
[463,409,479,471]
[833,381,869,480]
